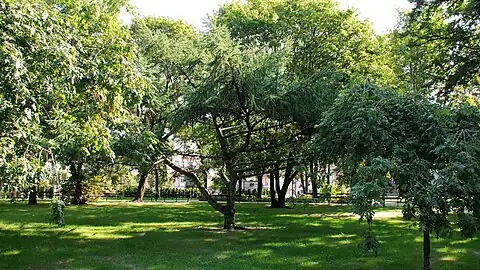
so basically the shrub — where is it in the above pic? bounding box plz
[51,199,65,228]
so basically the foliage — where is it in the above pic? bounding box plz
[50,199,65,228]
[217,0,397,86]
[358,230,381,257]
[316,84,480,268]
[394,0,480,100]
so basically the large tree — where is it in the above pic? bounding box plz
[394,0,479,100]
[112,17,199,202]
[0,0,144,204]
[164,25,318,227]
[215,0,397,204]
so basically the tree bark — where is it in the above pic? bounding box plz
[269,172,277,207]
[326,164,331,185]
[423,230,431,270]
[256,174,263,199]
[135,170,149,203]
[224,183,236,230]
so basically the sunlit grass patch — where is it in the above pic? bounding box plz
[0,201,478,269]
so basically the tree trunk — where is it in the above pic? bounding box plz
[72,181,86,205]
[423,230,431,270]
[135,171,149,203]
[311,161,318,198]
[300,172,307,194]
[70,161,86,205]
[224,184,236,230]
[269,172,277,207]
[326,164,331,185]
[154,168,160,201]
[28,186,37,205]
[256,174,263,199]
[238,178,243,196]
[271,162,298,208]
[276,190,287,208]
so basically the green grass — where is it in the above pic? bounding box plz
[0,201,478,269]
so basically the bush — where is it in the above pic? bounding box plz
[358,231,380,256]
[51,199,65,228]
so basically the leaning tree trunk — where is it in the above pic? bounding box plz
[423,230,431,270]
[256,174,263,199]
[135,170,149,203]
[269,172,277,207]
[165,159,237,230]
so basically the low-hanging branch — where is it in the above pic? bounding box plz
[164,159,226,214]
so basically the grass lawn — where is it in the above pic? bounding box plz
[0,201,478,269]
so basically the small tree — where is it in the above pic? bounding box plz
[316,86,480,269]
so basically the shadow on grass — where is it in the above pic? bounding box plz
[0,202,478,270]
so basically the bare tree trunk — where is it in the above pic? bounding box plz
[165,159,235,229]
[135,170,149,203]
[256,174,263,199]
[269,172,277,207]
[423,230,431,270]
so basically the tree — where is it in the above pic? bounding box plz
[112,17,199,202]
[217,0,397,86]
[164,25,315,227]
[395,0,480,100]
[316,85,480,270]
[1,0,144,204]
[0,0,76,204]
[213,0,397,207]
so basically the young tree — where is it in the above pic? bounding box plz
[316,85,480,270]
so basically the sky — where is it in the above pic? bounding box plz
[124,0,414,34]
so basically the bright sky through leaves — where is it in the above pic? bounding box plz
[124,0,414,34]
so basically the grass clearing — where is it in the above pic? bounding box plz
[0,201,478,269]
